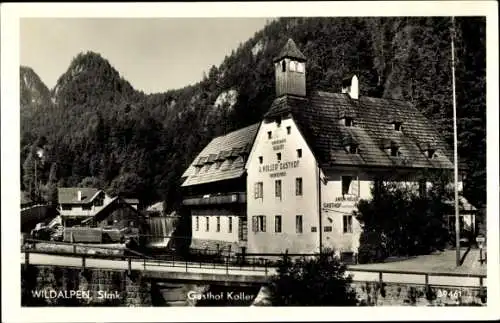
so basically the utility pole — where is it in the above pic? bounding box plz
[451,16,461,267]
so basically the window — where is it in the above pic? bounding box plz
[275,180,282,199]
[259,156,263,164]
[216,216,220,232]
[343,215,353,233]
[277,153,282,161]
[267,131,272,139]
[62,204,72,211]
[196,216,199,231]
[82,204,92,210]
[345,117,353,127]
[287,126,291,134]
[206,216,210,232]
[390,146,400,157]
[346,144,359,154]
[297,149,302,158]
[275,215,282,233]
[281,60,286,72]
[296,62,305,73]
[289,60,296,72]
[254,182,263,199]
[296,177,303,196]
[342,176,353,196]
[228,217,233,233]
[394,122,402,131]
[107,218,113,226]
[427,149,436,159]
[311,226,317,232]
[324,226,333,232]
[94,197,103,207]
[296,215,303,233]
[252,215,266,232]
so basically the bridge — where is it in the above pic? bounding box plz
[21,248,487,289]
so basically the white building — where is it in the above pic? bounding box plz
[181,39,472,258]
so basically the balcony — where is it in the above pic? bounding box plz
[182,192,246,206]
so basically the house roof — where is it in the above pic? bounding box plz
[58,187,102,204]
[265,91,456,170]
[274,38,306,62]
[81,196,140,224]
[147,201,164,212]
[181,123,260,187]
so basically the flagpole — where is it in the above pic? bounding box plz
[451,16,461,267]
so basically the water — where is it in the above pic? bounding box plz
[146,217,176,248]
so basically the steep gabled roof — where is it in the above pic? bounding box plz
[274,38,306,62]
[181,123,260,187]
[58,187,102,204]
[266,91,455,170]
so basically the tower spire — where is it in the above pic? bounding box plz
[274,38,307,97]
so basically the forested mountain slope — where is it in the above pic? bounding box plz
[20,17,486,210]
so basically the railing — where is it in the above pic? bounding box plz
[182,192,246,206]
[21,240,487,288]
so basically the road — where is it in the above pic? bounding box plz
[21,252,486,288]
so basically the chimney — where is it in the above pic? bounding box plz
[77,190,82,201]
[341,74,359,100]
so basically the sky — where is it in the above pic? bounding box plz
[20,18,271,94]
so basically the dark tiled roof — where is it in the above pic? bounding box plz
[182,123,260,186]
[58,187,101,204]
[274,38,306,62]
[266,91,455,170]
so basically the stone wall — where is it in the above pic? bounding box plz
[353,281,487,306]
[21,265,151,306]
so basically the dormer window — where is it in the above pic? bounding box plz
[426,149,436,159]
[393,122,403,131]
[345,144,359,154]
[345,117,353,127]
[390,146,401,157]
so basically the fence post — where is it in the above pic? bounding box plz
[25,251,30,267]
[479,277,483,288]
[185,258,188,272]
[226,256,229,274]
[82,256,86,271]
[143,258,146,270]
[128,257,132,276]
[425,274,429,288]
[265,260,268,276]
[378,272,383,285]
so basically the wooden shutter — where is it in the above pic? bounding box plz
[262,216,266,232]
[252,216,257,232]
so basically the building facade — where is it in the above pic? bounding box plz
[181,38,470,258]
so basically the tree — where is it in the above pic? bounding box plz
[268,250,358,306]
[79,176,106,189]
[108,172,145,199]
[355,180,450,263]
